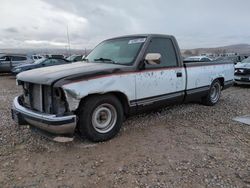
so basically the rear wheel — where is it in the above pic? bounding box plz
[77,94,123,142]
[202,80,222,106]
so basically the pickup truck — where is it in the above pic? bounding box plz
[11,34,234,142]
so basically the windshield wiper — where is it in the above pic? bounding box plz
[94,58,115,64]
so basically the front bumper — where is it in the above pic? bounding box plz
[11,96,77,135]
[234,76,250,85]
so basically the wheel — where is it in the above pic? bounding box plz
[77,94,123,142]
[202,80,222,106]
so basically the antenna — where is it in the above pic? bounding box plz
[67,24,71,56]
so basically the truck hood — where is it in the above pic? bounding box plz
[17,62,129,85]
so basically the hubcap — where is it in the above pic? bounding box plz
[92,103,117,133]
[210,82,221,103]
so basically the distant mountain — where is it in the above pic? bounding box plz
[182,44,250,56]
[218,44,250,53]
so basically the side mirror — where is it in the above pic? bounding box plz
[145,53,161,65]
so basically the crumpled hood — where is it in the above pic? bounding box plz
[17,62,128,85]
[235,63,250,69]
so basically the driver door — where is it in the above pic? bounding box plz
[135,37,186,107]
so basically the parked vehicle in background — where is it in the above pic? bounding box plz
[66,54,85,62]
[11,34,234,142]
[184,56,212,62]
[215,56,246,65]
[11,58,70,74]
[45,54,65,59]
[234,57,250,85]
[0,54,33,73]
[31,55,43,61]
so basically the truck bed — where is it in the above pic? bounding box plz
[184,61,234,91]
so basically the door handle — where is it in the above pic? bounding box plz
[176,72,182,77]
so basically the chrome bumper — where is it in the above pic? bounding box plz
[11,96,77,134]
[234,76,250,85]
[234,80,250,85]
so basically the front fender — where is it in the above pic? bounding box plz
[62,74,136,111]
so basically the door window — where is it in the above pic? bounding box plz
[43,59,53,65]
[200,58,211,62]
[56,59,67,64]
[52,59,64,65]
[0,56,10,61]
[11,56,27,61]
[145,38,178,69]
[74,55,83,61]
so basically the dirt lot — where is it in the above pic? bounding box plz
[0,74,249,188]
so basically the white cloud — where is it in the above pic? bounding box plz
[0,0,88,48]
[0,0,250,49]
[25,40,68,47]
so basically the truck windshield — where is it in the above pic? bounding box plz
[85,37,146,65]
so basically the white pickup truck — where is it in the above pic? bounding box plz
[11,34,234,142]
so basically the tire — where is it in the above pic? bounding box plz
[202,79,222,106]
[77,94,123,142]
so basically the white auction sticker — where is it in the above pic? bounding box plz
[128,38,146,44]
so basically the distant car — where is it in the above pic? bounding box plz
[184,56,212,63]
[11,58,70,74]
[66,54,84,62]
[215,56,246,65]
[234,57,250,85]
[45,54,65,59]
[31,55,43,61]
[0,54,33,73]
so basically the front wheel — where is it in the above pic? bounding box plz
[202,80,222,106]
[77,94,123,142]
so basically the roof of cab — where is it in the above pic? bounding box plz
[106,34,175,41]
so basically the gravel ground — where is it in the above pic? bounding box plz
[0,74,249,188]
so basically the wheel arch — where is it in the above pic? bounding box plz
[216,77,225,88]
[77,91,130,116]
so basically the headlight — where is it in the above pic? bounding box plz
[235,69,244,73]
[53,87,67,114]
[239,69,244,73]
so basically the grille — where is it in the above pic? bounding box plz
[235,68,250,76]
[22,83,51,113]
[32,84,43,112]
[22,82,66,114]
[23,83,43,112]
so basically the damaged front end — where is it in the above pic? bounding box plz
[11,81,77,135]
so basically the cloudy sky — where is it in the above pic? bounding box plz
[0,0,249,49]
